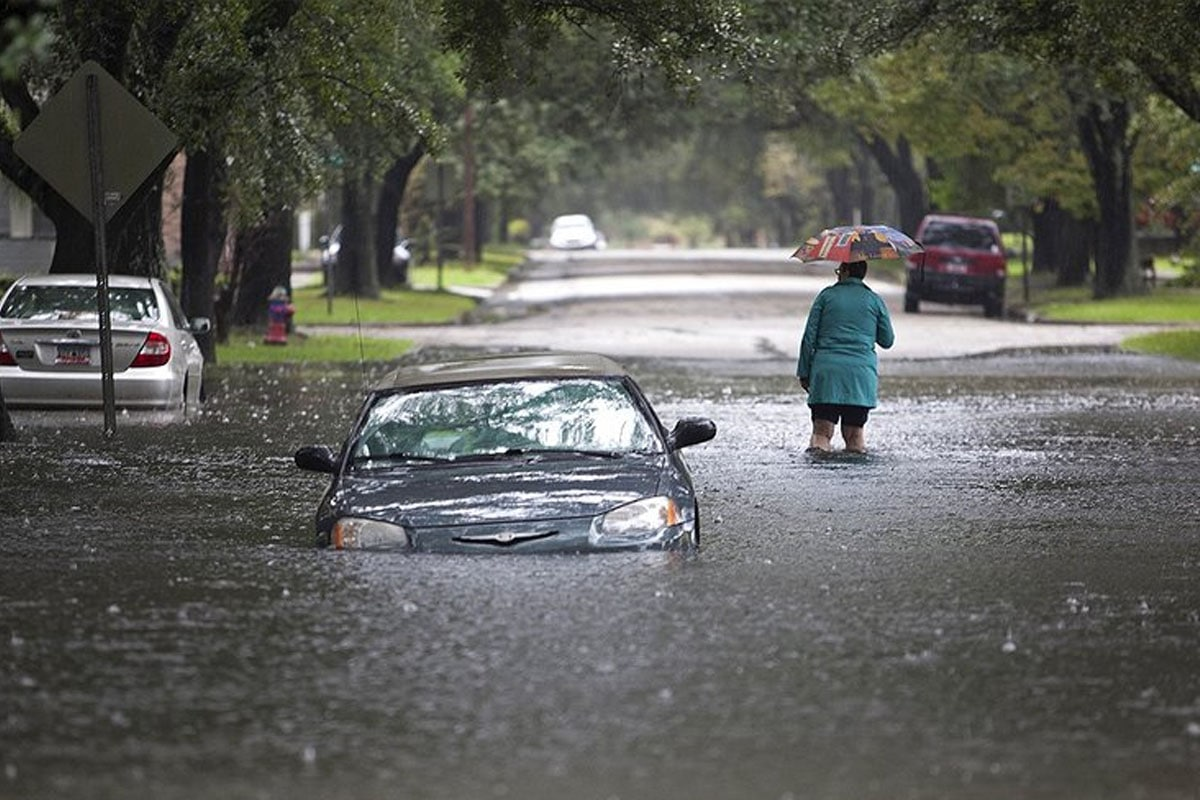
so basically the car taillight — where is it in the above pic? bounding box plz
[0,334,14,366]
[131,331,171,367]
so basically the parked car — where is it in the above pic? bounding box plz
[294,351,716,553]
[0,274,209,409]
[319,224,413,282]
[548,214,605,250]
[905,214,1007,317]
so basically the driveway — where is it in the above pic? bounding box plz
[304,248,1161,362]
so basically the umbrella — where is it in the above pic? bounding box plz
[792,224,922,263]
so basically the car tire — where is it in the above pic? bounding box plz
[904,294,920,313]
[983,297,1003,318]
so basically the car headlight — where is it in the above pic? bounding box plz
[591,496,681,545]
[330,517,410,550]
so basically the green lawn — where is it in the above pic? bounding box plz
[1121,328,1200,361]
[1034,287,1200,323]
[216,332,412,364]
[1027,284,1200,361]
[292,284,477,325]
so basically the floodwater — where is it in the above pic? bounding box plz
[2,349,1199,800]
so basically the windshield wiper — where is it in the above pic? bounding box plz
[499,447,628,459]
[350,453,451,466]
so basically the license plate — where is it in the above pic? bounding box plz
[56,344,91,365]
[944,261,969,274]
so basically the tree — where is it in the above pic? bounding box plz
[0,2,192,277]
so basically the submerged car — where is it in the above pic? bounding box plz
[548,214,604,250]
[294,351,716,553]
[905,214,1007,317]
[0,274,209,409]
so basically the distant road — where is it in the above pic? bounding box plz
[301,248,1162,362]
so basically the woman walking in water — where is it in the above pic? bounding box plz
[796,259,895,453]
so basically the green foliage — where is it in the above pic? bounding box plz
[216,332,413,364]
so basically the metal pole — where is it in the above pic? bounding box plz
[86,74,116,436]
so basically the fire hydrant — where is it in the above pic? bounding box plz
[264,286,294,345]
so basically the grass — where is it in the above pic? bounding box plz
[216,332,412,364]
[1121,328,1200,361]
[292,284,477,325]
[293,243,526,325]
[410,243,525,289]
[1030,287,1200,323]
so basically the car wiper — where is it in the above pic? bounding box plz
[350,453,451,466]
[499,447,627,459]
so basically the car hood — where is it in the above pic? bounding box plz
[331,455,666,528]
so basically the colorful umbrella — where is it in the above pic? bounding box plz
[792,224,923,263]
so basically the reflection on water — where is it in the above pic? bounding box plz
[3,355,1200,800]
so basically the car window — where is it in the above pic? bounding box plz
[0,285,160,322]
[921,222,998,251]
[352,378,662,463]
[159,284,191,330]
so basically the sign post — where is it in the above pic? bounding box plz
[14,61,178,436]
[85,74,116,433]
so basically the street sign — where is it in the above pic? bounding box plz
[14,60,177,223]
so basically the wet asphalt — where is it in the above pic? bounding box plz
[2,256,1199,800]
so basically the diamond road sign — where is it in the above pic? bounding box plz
[14,61,177,224]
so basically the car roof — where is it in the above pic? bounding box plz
[552,214,593,227]
[920,214,999,229]
[374,351,630,391]
[12,273,159,289]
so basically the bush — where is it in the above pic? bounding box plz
[507,218,532,244]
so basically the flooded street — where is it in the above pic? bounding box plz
[3,349,1200,799]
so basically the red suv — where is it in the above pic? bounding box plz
[905,214,1007,317]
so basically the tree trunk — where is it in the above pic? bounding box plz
[826,165,854,224]
[333,176,380,298]
[855,144,875,224]
[860,132,925,235]
[180,149,227,363]
[231,207,293,326]
[376,145,424,287]
[1031,198,1091,286]
[1074,95,1140,298]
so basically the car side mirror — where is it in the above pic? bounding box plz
[318,235,330,248]
[667,417,716,451]
[295,444,338,473]
[190,317,212,334]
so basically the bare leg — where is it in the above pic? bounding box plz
[842,424,866,453]
[809,419,836,452]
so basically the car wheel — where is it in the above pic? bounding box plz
[904,294,920,313]
[983,297,1003,318]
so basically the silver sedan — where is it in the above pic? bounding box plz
[0,274,209,410]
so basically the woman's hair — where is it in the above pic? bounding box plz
[844,260,868,279]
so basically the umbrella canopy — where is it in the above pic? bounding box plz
[792,224,922,263]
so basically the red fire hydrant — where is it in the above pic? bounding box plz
[264,286,294,345]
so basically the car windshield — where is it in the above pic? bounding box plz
[0,285,160,322]
[351,378,662,466]
[921,223,997,250]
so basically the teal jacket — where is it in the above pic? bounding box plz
[796,277,895,408]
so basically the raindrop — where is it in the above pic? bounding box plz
[302,744,317,765]
[1186,722,1200,737]
[107,604,121,615]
